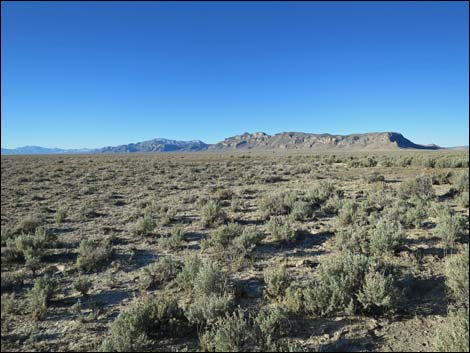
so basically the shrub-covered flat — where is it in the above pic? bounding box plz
[1,150,468,352]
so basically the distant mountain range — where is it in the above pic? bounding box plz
[0,146,94,155]
[2,132,465,155]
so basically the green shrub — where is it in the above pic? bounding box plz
[283,285,304,315]
[254,305,289,349]
[320,195,344,216]
[131,213,156,236]
[185,292,234,327]
[435,212,466,250]
[233,227,264,254]
[369,219,404,256]
[357,271,397,314]
[200,308,253,352]
[9,225,56,260]
[79,202,101,220]
[176,252,203,293]
[434,308,469,352]
[334,200,357,228]
[291,201,312,221]
[216,189,235,201]
[159,227,186,250]
[365,172,385,183]
[24,251,42,277]
[209,223,243,248]
[73,276,93,297]
[100,295,188,352]
[398,175,435,201]
[384,199,428,229]
[26,275,57,321]
[161,207,177,226]
[259,192,297,219]
[1,293,16,315]
[303,252,370,316]
[54,207,67,224]
[100,298,154,352]
[76,238,113,273]
[1,225,15,247]
[431,171,452,185]
[445,245,469,308]
[201,200,227,227]
[453,170,469,194]
[140,256,179,290]
[14,213,44,234]
[267,217,297,244]
[230,197,244,212]
[1,270,25,292]
[334,225,369,254]
[458,192,469,208]
[264,264,290,300]
[193,261,228,298]
[305,181,339,207]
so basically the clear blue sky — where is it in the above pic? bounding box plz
[1,1,468,148]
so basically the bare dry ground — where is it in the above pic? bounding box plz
[1,150,468,352]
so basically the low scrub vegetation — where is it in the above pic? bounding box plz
[1,150,468,351]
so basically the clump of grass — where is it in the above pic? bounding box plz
[161,207,177,226]
[54,207,67,224]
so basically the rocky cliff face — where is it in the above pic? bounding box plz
[209,132,441,151]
